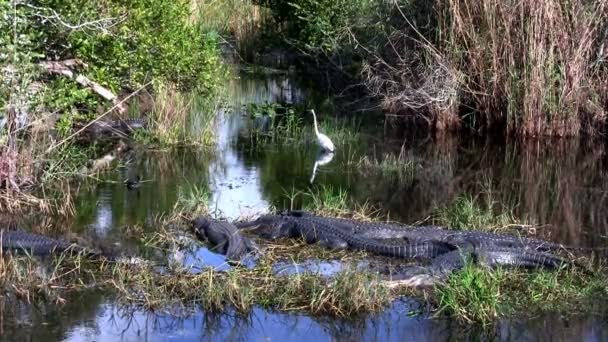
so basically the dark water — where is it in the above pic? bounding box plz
[4,70,608,341]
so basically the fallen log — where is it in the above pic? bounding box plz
[39,59,126,114]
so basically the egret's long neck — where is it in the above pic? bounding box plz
[311,110,320,135]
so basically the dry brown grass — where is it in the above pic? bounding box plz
[365,0,608,137]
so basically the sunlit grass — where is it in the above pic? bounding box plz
[433,194,521,231]
[174,181,212,215]
[148,85,220,146]
[436,263,608,324]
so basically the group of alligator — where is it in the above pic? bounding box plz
[0,209,597,288]
[192,210,597,286]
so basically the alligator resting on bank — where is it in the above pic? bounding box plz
[0,229,117,260]
[235,211,586,274]
[236,214,458,261]
[279,210,593,253]
[192,217,258,262]
[380,246,575,288]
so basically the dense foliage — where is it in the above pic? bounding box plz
[258,0,608,137]
[2,0,222,120]
[261,0,383,53]
[0,0,224,194]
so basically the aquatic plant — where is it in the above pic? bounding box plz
[436,263,608,324]
[303,185,350,216]
[243,105,360,151]
[357,149,421,184]
[174,181,212,216]
[433,194,522,231]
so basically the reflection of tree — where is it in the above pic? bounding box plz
[488,140,608,247]
[67,149,213,255]
[9,294,605,341]
[0,290,105,341]
[497,314,608,341]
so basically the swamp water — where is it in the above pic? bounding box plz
[3,71,608,341]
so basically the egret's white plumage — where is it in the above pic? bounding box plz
[310,109,335,152]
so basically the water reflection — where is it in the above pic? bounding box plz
[1,296,605,342]
[8,70,608,340]
[310,151,335,184]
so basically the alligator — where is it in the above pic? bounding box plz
[235,214,457,261]
[280,210,580,253]
[382,246,575,288]
[77,117,148,138]
[236,212,591,272]
[0,229,116,260]
[192,217,258,262]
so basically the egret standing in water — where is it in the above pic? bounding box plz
[310,109,335,153]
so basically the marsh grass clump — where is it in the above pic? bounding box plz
[243,105,360,150]
[436,264,608,324]
[302,185,351,217]
[435,264,506,323]
[147,85,221,147]
[110,259,390,316]
[174,183,212,217]
[360,0,608,137]
[191,0,271,60]
[0,252,113,304]
[317,116,361,144]
[434,194,520,231]
[358,152,420,184]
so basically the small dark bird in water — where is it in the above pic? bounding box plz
[124,175,141,190]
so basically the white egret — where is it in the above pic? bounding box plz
[310,150,335,184]
[310,109,335,152]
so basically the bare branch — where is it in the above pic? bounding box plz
[21,3,126,34]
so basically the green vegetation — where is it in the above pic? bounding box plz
[436,263,608,324]
[111,257,389,316]
[0,0,225,211]
[243,102,360,149]
[357,152,420,184]
[175,181,212,215]
[262,0,384,53]
[434,194,520,231]
[252,0,607,137]
[303,185,351,216]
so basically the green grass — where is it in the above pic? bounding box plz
[436,264,506,324]
[147,85,222,147]
[174,181,212,215]
[111,261,390,316]
[303,185,350,215]
[436,263,608,324]
[433,194,520,230]
[357,153,420,184]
